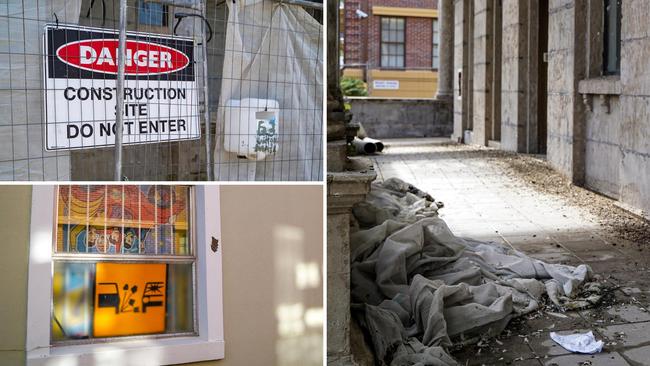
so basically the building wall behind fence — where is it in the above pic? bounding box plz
[0,185,323,366]
[0,186,31,366]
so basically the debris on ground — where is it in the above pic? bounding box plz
[377,142,650,246]
[488,149,650,247]
[349,178,603,366]
[549,331,603,354]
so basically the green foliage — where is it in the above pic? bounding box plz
[340,77,368,97]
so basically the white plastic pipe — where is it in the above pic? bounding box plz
[353,137,377,154]
[363,137,384,152]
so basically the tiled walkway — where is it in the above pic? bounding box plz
[369,138,650,366]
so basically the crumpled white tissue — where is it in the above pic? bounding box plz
[550,331,603,354]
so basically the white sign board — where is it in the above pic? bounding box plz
[43,24,200,151]
[373,80,400,90]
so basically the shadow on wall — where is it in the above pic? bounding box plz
[274,225,323,366]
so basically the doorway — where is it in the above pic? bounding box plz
[537,0,549,153]
[490,0,502,144]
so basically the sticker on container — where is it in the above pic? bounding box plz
[254,111,279,156]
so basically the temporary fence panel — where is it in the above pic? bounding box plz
[1,0,81,180]
[213,0,323,181]
[0,0,322,181]
[65,0,209,181]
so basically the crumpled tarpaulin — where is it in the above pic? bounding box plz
[350,178,592,366]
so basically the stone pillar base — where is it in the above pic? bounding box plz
[327,158,375,366]
[327,355,358,366]
[435,93,454,102]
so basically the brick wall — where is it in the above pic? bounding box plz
[406,17,433,67]
[343,0,438,69]
[343,0,365,66]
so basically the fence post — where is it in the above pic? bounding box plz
[201,0,213,181]
[113,0,128,181]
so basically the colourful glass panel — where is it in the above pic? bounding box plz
[56,185,191,256]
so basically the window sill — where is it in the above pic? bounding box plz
[27,337,224,366]
[578,76,621,113]
[578,76,621,95]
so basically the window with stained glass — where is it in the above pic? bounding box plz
[52,185,195,343]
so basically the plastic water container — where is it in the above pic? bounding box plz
[223,98,280,160]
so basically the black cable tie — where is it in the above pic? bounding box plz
[85,0,95,18]
[173,13,213,45]
[53,12,59,28]
[85,0,106,26]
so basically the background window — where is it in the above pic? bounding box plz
[604,0,621,75]
[432,18,440,69]
[381,17,405,68]
[138,1,169,27]
[52,185,194,342]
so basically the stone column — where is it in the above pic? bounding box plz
[327,163,375,366]
[327,1,376,363]
[436,0,454,101]
[327,0,340,94]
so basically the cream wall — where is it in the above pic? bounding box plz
[205,185,324,366]
[343,68,439,98]
[0,185,323,366]
[0,186,31,365]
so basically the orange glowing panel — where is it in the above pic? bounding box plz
[93,263,167,337]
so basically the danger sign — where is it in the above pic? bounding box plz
[43,24,200,151]
[94,263,167,337]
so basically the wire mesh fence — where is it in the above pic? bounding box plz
[0,0,322,181]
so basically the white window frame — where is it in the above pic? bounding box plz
[26,185,224,366]
[432,18,440,70]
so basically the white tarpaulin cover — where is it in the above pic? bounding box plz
[350,178,593,365]
[214,0,323,181]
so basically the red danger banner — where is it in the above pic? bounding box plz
[56,39,190,76]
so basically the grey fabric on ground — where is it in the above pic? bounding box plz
[350,178,592,366]
[352,178,440,228]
